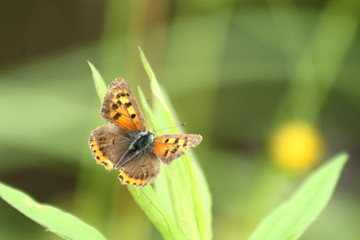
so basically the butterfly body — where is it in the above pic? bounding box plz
[115,131,154,169]
[89,78,202,187]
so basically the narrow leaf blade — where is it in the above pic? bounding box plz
[88,61,107,100]
[139,47,212,240]
[0,182,107,240]
[127,186,184,240]
[249,152,348,240]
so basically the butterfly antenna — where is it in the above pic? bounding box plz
[154,123,187,133]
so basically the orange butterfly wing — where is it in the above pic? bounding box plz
[100,78,145,132]
[153,134,202,164]
[90,78,203,187]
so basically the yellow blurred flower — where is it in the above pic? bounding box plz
[269,121,324,174]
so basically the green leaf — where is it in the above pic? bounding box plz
[0,181,107,240]
[249,152,348,240]
[88,61,107,101]
[138,47,165,106]
[139,47,212,240]
[127,187,184,240]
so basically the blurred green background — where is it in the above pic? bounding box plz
[0,0,359,239]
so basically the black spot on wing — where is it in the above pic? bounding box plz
[183,137,188,147]
[112,104,118,110]
[113,113,121,120]
[171,145,180,154]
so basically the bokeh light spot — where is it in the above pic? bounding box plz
[270,121,324,174]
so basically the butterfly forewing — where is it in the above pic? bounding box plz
[89,124,130,170]
[101,78,146,132]
[153,134,202,164]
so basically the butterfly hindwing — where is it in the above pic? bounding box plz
[101,78,146,132]
[153,134,202,164]
[118,152,160,187]
[89,124,130,170]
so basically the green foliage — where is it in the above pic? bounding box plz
[0,182,106,240]
[249,153,348,240]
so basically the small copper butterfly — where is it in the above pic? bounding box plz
[89,78,202,187]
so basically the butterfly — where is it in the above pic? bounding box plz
[89,78,202,187]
